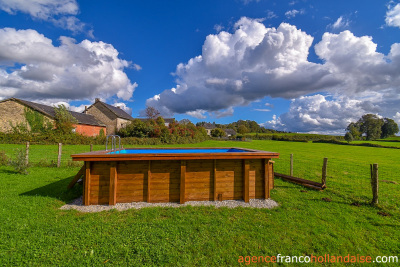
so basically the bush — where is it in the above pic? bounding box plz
[9,148,29,174]
[0,150,8,166]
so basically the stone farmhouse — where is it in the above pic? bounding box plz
[0,98,106,136]
[0,97,176,137]
[83,98,134,135]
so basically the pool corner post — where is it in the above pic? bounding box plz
[84,161,91,205]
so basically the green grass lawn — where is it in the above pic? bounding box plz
[0,140,399,266]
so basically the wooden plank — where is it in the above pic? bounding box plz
[147,160,151,203]
[264,159,270,199]
[67,165,85,189]
[274,173,324,187]
[213,159,217,201]
[180,160,186,204]
[243,160,250,202]
[84,161,91,206]
[109,162,117,205]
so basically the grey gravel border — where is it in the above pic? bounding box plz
[60,196,279,213]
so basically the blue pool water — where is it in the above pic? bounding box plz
[108,148,247,154]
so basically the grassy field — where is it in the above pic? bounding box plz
[0,140,399,265]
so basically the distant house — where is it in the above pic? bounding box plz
[84,98,134,135]
[0,98,106,136]
[136,118,175,127]
[224,129,236,137]
[203,123,216,136]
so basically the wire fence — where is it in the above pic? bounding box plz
[274,153,399,210]
[0,143,106,168]
[1,143,398,210]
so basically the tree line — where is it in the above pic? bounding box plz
[345,114,399,141]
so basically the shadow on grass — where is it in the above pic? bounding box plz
[0,168,20,174]
[20,176,82,203]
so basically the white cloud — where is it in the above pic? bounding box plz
[394,112,400,126]
[214,24,224,32]
[147,17,400,133]
[386,3,400,28]
[263,91,400,133]
[0,0,91,35]
[330,16,350,30]
[133,64,142,71]
[212,107,234,118]
[147,18,331,115]
[186,109,207,119]
[266,10,277,19]
[113,102,132,115]
[0,28,138,103]
[265,102,274,108]
[254,108,271,112]
[285,9,304,19]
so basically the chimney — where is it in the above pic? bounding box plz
[84,106,88,114]
[95,98,100,103]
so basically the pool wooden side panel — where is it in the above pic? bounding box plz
[82,158,275,205]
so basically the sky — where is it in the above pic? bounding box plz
[0,0,400,134]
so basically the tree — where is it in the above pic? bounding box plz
[357,114,384,140]
[145,106,160,119]
[54,105,77,134]
[381,118,399,138]
[210,128,226,138]
[346,122,361,140]
[237,125,249,134]
[344,132,354,143]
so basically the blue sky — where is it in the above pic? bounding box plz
[0,0,400,134]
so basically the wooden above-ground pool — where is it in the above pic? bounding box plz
[71,148,279,206]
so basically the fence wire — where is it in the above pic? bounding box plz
[275,153,399,210]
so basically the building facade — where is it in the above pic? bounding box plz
[0,98,106,136]
[84,98,133,135]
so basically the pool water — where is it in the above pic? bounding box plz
[108,148,247,154]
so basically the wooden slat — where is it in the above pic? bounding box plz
[180,160,186,204]
[109,162,117,205]
[84,161,91,206]
[147,160,151,203]
[67,165,85,189]
[264,159,270,199]
[243,160,250,202]
[213,159,217,201]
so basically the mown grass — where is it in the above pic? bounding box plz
[0,140,399,266]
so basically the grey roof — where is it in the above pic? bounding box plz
[5,98,105,127]
[224,129,236,135]
[98,101,134,120]
[137,118,175,123]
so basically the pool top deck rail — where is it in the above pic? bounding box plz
[71,147,280,161]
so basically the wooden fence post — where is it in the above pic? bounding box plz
[370,163,379,205]
[90,144,93,152]
[25,142,29,166]
[290,154,293,176]
[322,158,328,186]
[57,143,62,168]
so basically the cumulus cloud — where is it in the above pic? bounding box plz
[266,10,277,19]
[394,112,400,126]
[0,28,137,103]
[113,102,132,115]
[263,91,400,133]
[386,3,400,28]
[0,0,91,35]
[147,17,400,133]
[147,18,334,115]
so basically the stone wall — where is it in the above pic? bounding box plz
[86,103,117,134]
[0,100,53,133]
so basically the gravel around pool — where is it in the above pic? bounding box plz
[60,196,279,213]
